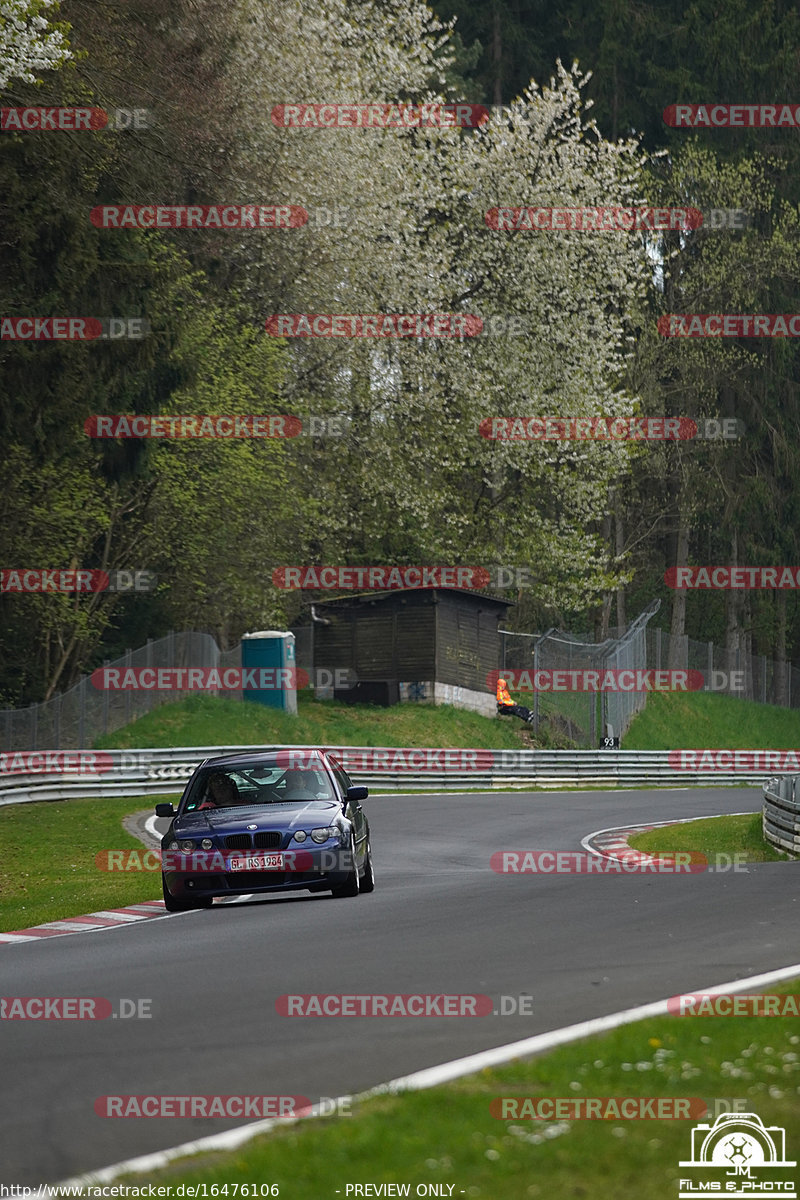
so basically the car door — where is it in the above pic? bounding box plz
[331,761,367,869]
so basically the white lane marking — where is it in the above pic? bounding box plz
[144,813,163,841]
[581,811,757,855]
[46,957,800,1191]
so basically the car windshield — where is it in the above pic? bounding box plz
[183,757,336,812]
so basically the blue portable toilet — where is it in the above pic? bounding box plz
[241,630,297,714]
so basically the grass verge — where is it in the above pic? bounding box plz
[628,812,790,862]
[93,693,544,751]
[624,688,800,749]
[109,979,800,1199]
[0,795,171,930]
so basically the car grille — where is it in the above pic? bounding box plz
[224,832,283,850]
[224,834,251,850]
[254,831,282,849]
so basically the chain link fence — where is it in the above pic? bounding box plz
[501,598,800,746]
[4,600,800,753]
[500,600,660,746]
[1,632,225,752]
[648,626,797,707]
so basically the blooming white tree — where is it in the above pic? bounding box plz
[213,3,652,607]
[0,0,71,89]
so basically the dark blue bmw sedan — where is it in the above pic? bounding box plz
[155,748,374,910]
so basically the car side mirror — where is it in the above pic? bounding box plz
[346,785,368,802]
[155,802,175,817]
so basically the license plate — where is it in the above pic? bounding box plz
[228,854,284,872]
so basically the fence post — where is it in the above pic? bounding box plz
[125,649,132,725]
[31,702,38,751]
[761,655,767,704]
[532,636,539,733]
[655,626,661,672]
[707,641,713,686]
[54,691,61,750]
[102,660,110,734]
[77,677,86,747]
[146,638,154,714]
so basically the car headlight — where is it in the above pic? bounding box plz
[293,830,307,842]
[201,838,213,850]
[180,840,195,851]
[311,826,339,844]
[169,841,180,850]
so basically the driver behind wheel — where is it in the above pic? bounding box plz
[282,768,332,800]
[199,772,240,808]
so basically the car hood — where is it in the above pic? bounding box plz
[175,801,341,834]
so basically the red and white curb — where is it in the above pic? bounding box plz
[581,811,755,862]
[583,821,661,863]
[0,900,169,944]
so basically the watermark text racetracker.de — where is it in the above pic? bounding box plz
[669,749,800,772]
[666,565,800,589]
[669,992,800,1016]
[0,997,151,1019]
[273,565,490,590]
[664,102,800,127]
[0,750,152,775]
[491,1097,708,1119]
[659,314,800,337]
[489,667,752,694]
[265,313,482,338]
[1,570,155,593]
[479,416,743,441]
[89,667,309,691]
[95,1095,308,1119]
[490,850,709,874]
[486,206,703,232]
[270,102,489,128]
[274,564,540,590]
[84,415,302,439]
[92,206,307,229]
[275,993,534,1016]
[1,107,150,131]
[2,318,148,340]
[486,668,705,692]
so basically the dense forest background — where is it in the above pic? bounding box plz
[2,0,800,706]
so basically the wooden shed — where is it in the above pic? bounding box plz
[296,587,512,716]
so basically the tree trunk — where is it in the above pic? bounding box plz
[614,487,626,631]
[774,591,789,705]
[668,513,690,670]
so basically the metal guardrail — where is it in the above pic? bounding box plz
[763,776,800,857]
[0,744,790,808]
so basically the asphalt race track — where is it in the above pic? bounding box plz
[2,786,798,1185]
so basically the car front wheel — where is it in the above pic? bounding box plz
[330,843,360,898]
